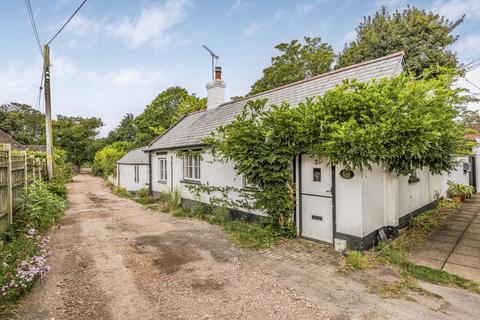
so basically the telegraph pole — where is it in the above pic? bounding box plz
[43,44,54,179]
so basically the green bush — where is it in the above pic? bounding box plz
[92,141,130,177]
[11,182,67,236]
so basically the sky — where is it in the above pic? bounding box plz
[1,0,479,135]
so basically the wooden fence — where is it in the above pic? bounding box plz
[0,144,46,233]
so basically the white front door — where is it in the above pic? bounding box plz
[300,155,333,243]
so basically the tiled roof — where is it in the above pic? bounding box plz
[147,51,405,151]
[0,129,24,150]
[117,147,149,165]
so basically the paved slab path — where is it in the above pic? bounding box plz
[11,174,480,319]
[409,196,480,281]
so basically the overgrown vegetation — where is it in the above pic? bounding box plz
[0,150,71,314]
[0,180,68,313]
[376,201,480,294]
[165,201,285,250]
[207,71,470,232]
[343,251,370,271]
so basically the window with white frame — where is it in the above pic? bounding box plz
[183,154,201,180]
[134,165,139,183]
[157,157,167,182]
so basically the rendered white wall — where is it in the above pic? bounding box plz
[335,166,363,237]
[151,150,260,214]
[118,164,149,192]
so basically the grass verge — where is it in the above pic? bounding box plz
[376,200,480,294]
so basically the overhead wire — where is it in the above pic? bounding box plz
[47,0,88,45]
[35,66,45,111]
[24,0,43,58]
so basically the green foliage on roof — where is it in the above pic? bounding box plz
[206,70,471,231]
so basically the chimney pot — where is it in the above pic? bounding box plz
[215,66,222,80]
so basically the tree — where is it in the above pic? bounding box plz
[133,87,206,147]
[249,37,335,95]
[106,113,137,144]
[52,115,104,166]
[0,103,44,145]
[337,6,464,76]
[92,141,130,177]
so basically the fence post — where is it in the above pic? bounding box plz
[22,150,28,188]
[38,159,42,180]
[31,156,36,184]
[5,144,13,225]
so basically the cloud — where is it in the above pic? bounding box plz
[107,0,190,49]
[296,0,327,14]
[273,9,286,21]
[56,14,102,48]
[226,0,254,16]
[455,33,480,57]
[430,0,480,20]
[243,22,262,38]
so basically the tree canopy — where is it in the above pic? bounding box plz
[249,37,335,95]
[0,103,44,145]
[105,86,206,148]
[337,6,464,76]
[53,115,104,166]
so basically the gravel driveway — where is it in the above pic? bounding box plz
[11,174,480,320]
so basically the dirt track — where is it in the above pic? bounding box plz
[12,174,480,319]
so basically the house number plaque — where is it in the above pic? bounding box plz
[312,215,323,221]
[340,169,354,179]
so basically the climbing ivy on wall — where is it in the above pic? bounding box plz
[204,71,471,232]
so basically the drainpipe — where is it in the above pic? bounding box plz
[331,165,337,245]
[148,152,153,196]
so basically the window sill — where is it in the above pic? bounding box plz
[180,179,201,185]
[241,187,259,192]
[157,180,167,184]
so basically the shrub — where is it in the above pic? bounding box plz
[92,141,130,177]
[446,180,475,201]
[9,182,67,236]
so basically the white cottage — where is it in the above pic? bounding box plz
[116,147,149,192]
[144,52,477,250]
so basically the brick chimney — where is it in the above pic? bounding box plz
[206,66,226,110]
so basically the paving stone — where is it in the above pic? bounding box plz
[447,253,480,268]
[453,245,480,258]
[463,231,480,241]
[432,229,463,238]
[409,244,451,261]
[408,255,444,269]
[459,238,480,248]
[444,224,469,233]
[443,262,480,282]
[430,234,460,243]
